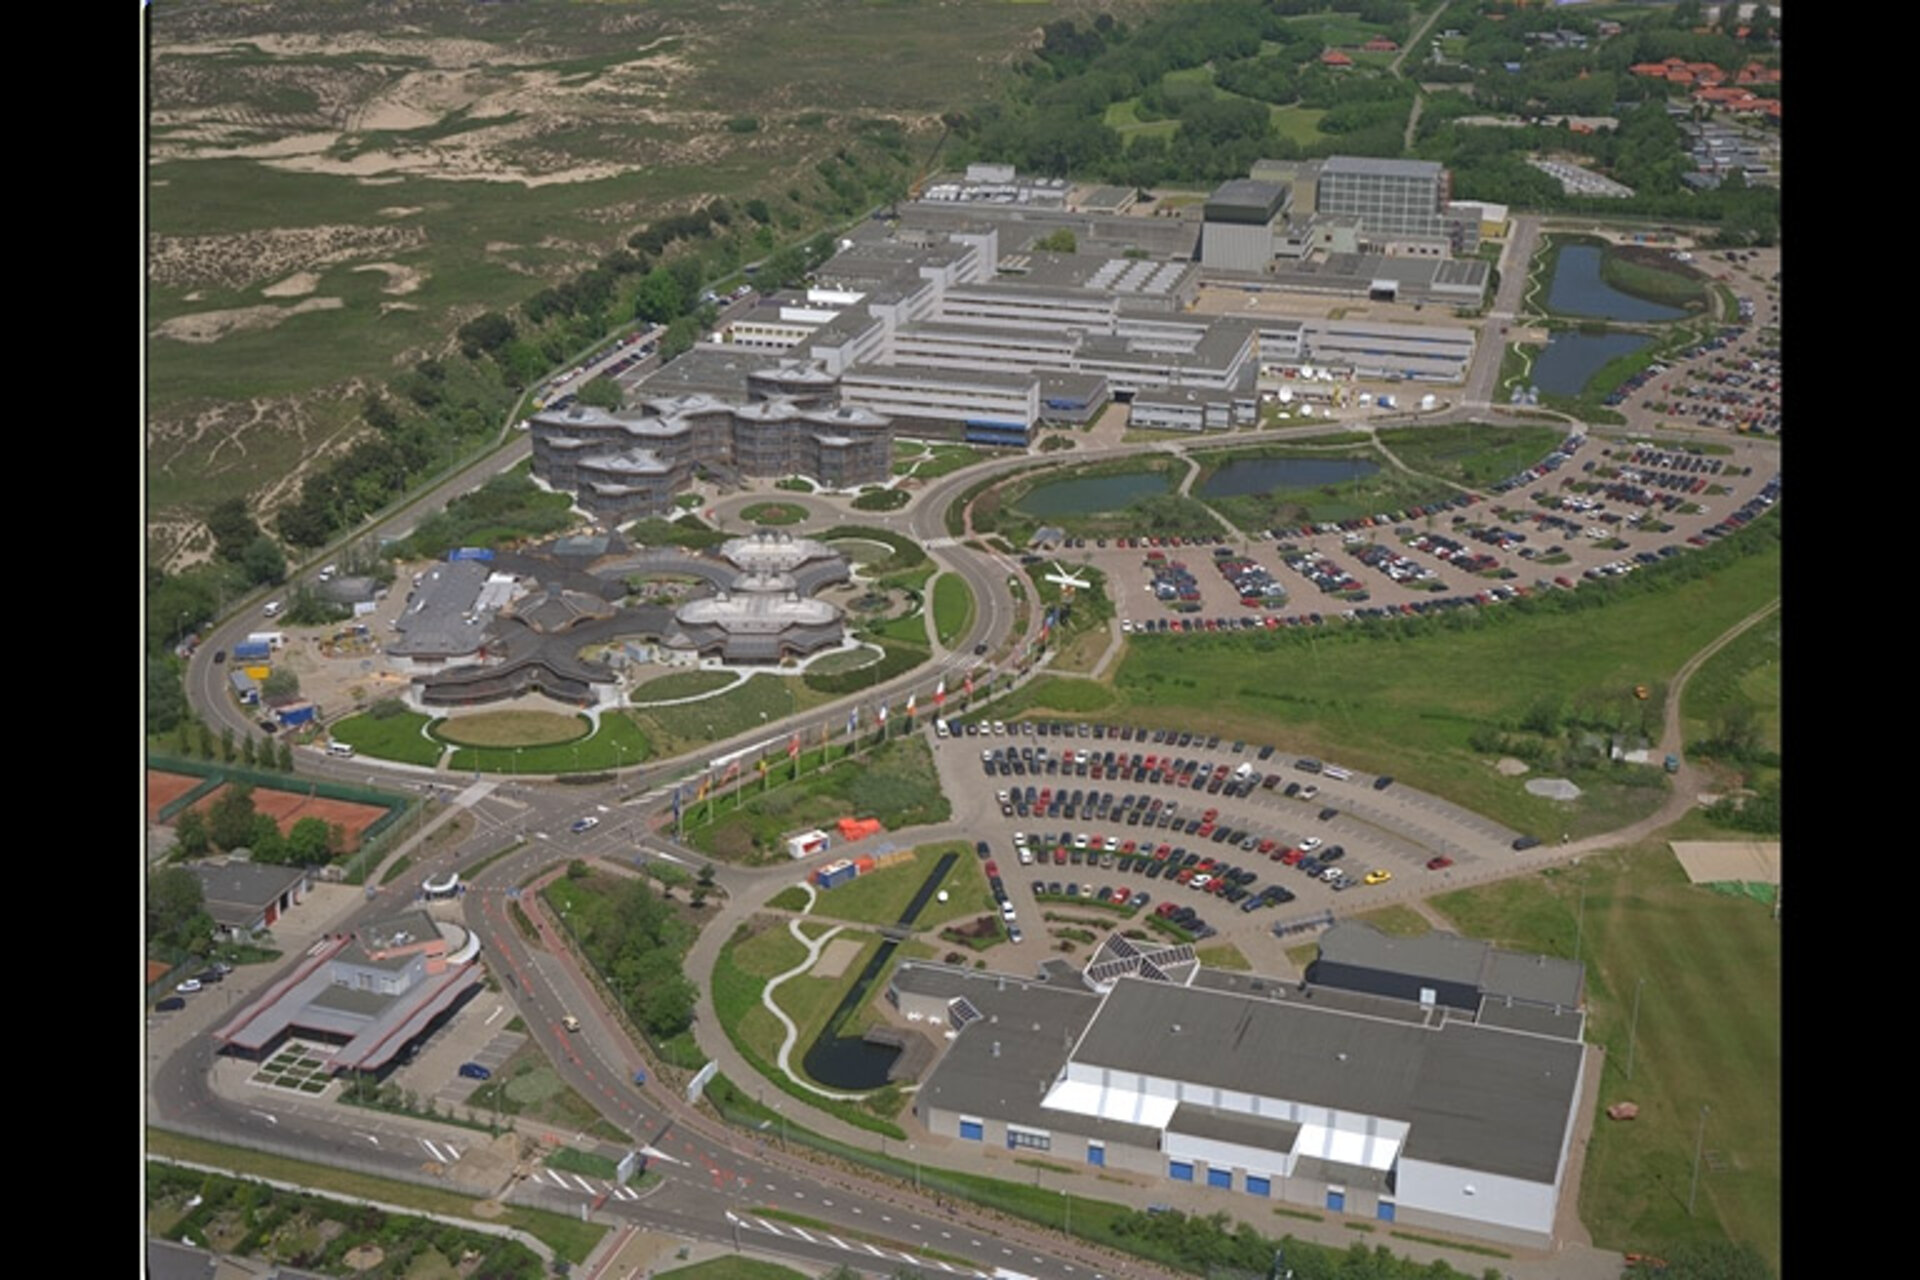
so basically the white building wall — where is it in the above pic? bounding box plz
[1395,1158,1557,1238]
[1163,1131,1290,1177]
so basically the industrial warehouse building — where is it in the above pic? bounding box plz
[892,924,1588,1249]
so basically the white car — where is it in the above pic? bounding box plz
[175,979,202,994]
[1000,901,1017,921]
[570,816,600,834]
[1300,837,1323,852]
[1018,848,1034,865]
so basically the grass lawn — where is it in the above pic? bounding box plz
[807,841,990,930]
[630,669,741,702]
[681,734,949,863]
[330,709,443,766]
[741,502,807,526]
[145,1131,607,1263]
[626,673,834,760]
[1376,423,1566,491]
[1429,836,1780,1272]
[1268,105,1328,145]
[1111,538,1780,835]
[914,443,985,480]
[1678,609,1780,756]
[435,710,590,747]
[932,572,975,648]
[445,709,649,774]
[657,1260,811,1280]
[1347,903,1432,938]
[1195,942,1251,970]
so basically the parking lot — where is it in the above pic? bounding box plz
[1025,426,1779,638]
[931,718,1530,965]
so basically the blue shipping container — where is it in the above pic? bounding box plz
[233,642,271,661]
[277,705,317,727]
[448,547,496,562]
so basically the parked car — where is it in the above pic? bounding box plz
[1426,856,1455,871]
[458,1062,492,1080]
[156,996,186,1012]
[1364,869,1392,885]
[175,979,202,994]
[570,817,600,834]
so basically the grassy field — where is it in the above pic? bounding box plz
[435,710,589,747]
[630,669,740,702]
[445,710,649,773]
[1110,538,1780,835]
[932,572,975,648]
[330,708,444,766]
[657,1259,811,1280]
[741,502,807,526]
[1430,836,1780,1272]
[1347,903,1433,938]
[680,734,950,863]
[1375,423,1566,491]
[807,841,991,930]
[145,1131,607,1263]
[1678,608,1781,753]
[625,673,835,760]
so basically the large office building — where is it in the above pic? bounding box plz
[894,924,1588,1249]
[527,394,891,522]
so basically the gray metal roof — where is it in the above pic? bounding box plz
[1315,922,1584,1009]
[1071,977,1582,1182]
[1321,156,1443,180]
[189,861,310,921]
[1168,1101,1301,1150]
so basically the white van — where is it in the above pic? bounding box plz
[1323,765,1353,782]
[935,720,950,739]
[262,600,284,618]
[325,742,356,759]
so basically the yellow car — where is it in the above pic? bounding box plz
[1363,869,1392,886]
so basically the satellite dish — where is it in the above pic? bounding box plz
[1301,403,1315,416]
[937,890,950,903]
[1301,365,1316,380]
[1278,387,1294,404]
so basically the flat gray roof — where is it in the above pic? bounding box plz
[190,861,309,921]
[1072,977,1582,1183]
[1316,921,1584,1009]
[1322,156,1443,181]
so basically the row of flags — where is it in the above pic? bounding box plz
[673,669,985,816]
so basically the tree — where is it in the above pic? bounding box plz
[149,866,210,948]
[149,657,188,735]
[205,497,263,562]
[240,735,257,768]
[576,375,624,411]
[287,817,334,866]
[240,536,288,587]
[173,807,210,858]
[208,784,258,850]
[220,725,236,763]
[262,667,301,699]
[457,311,516,359]
[250,813,288,863]
[198,723,215,759]
[1034,228,1078,253]
[276,741,294,772]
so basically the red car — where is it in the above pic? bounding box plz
[1426,856,1455,871]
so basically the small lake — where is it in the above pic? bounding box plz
[1199,456,1379,499]
[1017,470,1172,517]
[1532,331,1652,396]
[1547,244,1686,323]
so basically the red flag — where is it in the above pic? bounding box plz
[964,672,974,697]
[787,733,800,759]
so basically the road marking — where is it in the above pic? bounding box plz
[421,1139,445,1162]
[826,1235,849,1250]
[355,1132,379,1146]
[249,1110,277,1125]
[788,1227,816,1244]
[861,1243,885,1257]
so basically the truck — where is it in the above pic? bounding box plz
[1664,753,1680,773]
[233,640,272,662]
[246,631,286,650]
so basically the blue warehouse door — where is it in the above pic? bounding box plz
[1169,1161,1194,1182]
[1377,1201,1396,1222]
[1087,1145,1105,1167]
[1326,1189,1346,1212]
[959,1120,984,1141]
[1207,1168,1233,1189]
[1246,1176,1271,1197]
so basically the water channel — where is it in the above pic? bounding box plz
[800,849,961,1090]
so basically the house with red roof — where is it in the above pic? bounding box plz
[1321,50,1354,68]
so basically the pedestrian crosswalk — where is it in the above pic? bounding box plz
[738,1214,987,1277]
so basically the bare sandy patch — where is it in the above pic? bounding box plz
[378,302,422,317]
[1495,757,1531,776]
[262,271,322,298]
[151,297,344,344]
[150,224,428,292]
[377,206,425,218]
[1669,840,1781,885]
[353,261,425,295]
[812,937,861,980]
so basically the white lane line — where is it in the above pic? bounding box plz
[421,1139,445,1162]
[788,1227,817,1244]
[571,1174,597,1193]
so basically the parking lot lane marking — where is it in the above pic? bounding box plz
[753,1219,782,1235]
[421,1139,445,1162]
[827,1236,849,1250]
[789,1227,817,1244]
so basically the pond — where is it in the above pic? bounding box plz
[1547,244,1687,323]
[1016,469,1172,517]
[801,849,961,1091]
[1198,456,1379,499]
[1531,331,1652,397]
